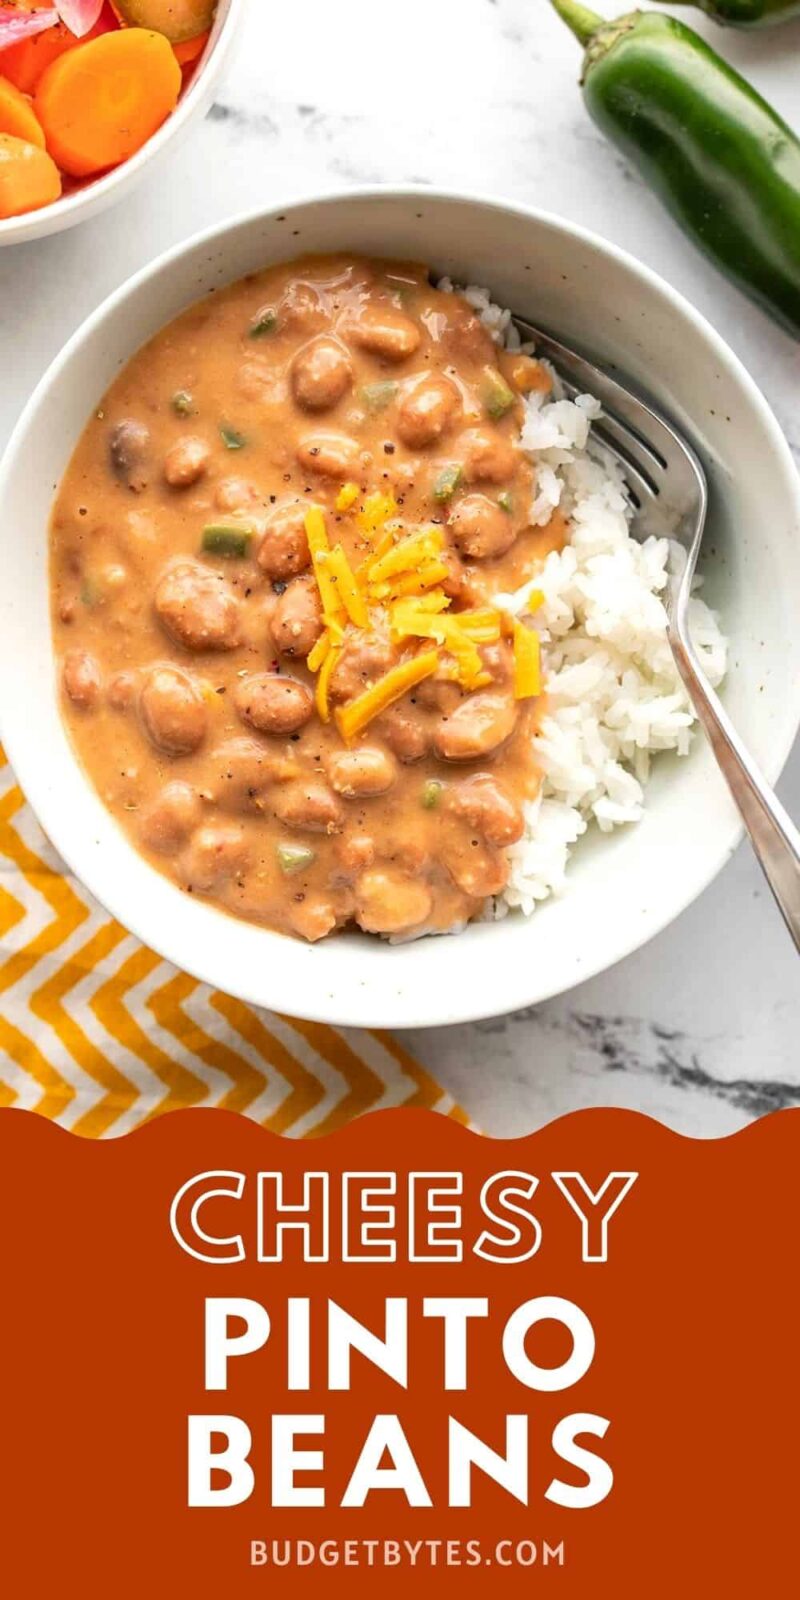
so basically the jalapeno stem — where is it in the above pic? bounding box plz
[550,0,602,43]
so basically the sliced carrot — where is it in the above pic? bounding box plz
[1,23,76,94]
[35,27,181,178]
[0,74,46,146]
[1,7,118,95]
[0,130,61,217]
[173,28,209,66]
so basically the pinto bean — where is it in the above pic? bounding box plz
[210,736,296,812]
[139,665,207,754]
[377,705,431,762]
[460,427,517,485]
[348,304,422,362]
[120,508,159,556]
[449,493,517,560]
[296,430,365,480]
[279,280,328,334]
[440,548,471,602]
[270,575,323,658]
[396,374,459,448]
[479,638,515,687]
[62,648,101,709]
[215,476,258,513]
[354,869,432,935]
[163,435,211,488]
[388,836,429,875]
[140,782,202,853]
[107,670,137,710]
[109,420,150,492]
[334,834,376,877]
[330,631,398,702]
[415,676,461,714]
[440,837,509,899]
[442,300,496,364]
[84,562,126,601]
[446,776,524,846]
[291,337,353,411]
[327,747,397,798]
[234,673,313,736]
[180,822,248,891]
[237,360,275,403]
[433,690,517,762]
[154,561,241,652]
[288,897,339,943]
[272,780,345,834]
[256,502,312,580]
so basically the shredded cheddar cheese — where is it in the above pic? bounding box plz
[356,529,394,590]
[388,604,495,692]
[303,499,543,744]
[356,491,398,536]
[367,528,444,586]
[306,630,331,675]
[315,642,341,723]
[336,481,360,512]
[305,508,345,632]
[457,608,503,642]
[304,506,329,556]
[390,593,450,622]
[512,620,541,699]
[334,649,440,744]
[388,562,451,598]
[327,544,369,628]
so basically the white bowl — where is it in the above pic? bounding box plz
[1,190,799,1027]
[0,0,242,246]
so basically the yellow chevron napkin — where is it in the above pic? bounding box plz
[0,747,466,1137]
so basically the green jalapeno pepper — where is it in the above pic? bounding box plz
[670,0,800,27]
[552,1,800,339]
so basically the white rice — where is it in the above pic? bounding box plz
[440,279,729,917]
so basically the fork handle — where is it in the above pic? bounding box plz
[669,627,800,951]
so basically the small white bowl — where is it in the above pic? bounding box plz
[1,190,799,1027]
[0,0,242,246]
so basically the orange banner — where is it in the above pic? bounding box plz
[0,1107,796,1593]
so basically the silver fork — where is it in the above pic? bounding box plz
[513,314,800,952]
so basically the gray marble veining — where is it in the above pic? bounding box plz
[2,0,798,1136]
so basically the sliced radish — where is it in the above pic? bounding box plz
[56,0,104,35]
[0,8,60,51]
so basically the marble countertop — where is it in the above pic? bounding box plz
[2,0,798,1137]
